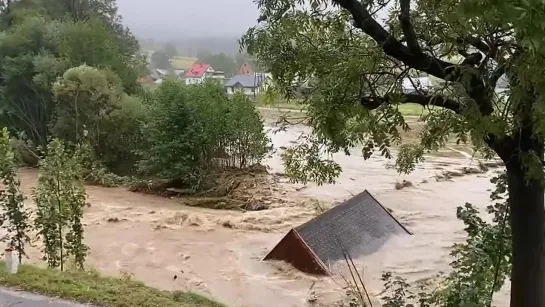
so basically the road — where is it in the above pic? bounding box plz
[0,287,92,307]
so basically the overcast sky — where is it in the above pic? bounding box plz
[116,0,260,39]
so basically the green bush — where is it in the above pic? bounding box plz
[10,133,40,167]
[137,79,269,189]
[223,92,270,167]
[99,94,148,175]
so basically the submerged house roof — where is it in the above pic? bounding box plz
[225,73,268,88]
[295,190,411,264]
[264,190,411,275]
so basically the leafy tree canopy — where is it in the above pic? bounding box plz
[241,0,545,306]
[197,51,238,77]
[138,80,269,188]
[163,42,178,58]
[0,0,143,147]
[51,65,145,174]
[150,50,172,70]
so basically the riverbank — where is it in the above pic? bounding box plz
[0,262,225,307]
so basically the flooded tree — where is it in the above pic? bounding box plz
[241,0,545,306]
[137,80,270,190]
[33,139,88,271]
[0,128,31,264]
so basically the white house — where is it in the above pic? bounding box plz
[182,63,225,85]
[183,63,214,85]
[224,73,271,96]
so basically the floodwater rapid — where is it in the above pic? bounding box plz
[11,111,508,307]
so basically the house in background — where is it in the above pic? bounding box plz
[154,68,169,79]
[174,69,186,78]
[183,63,225,85]
[224,73,271,98]
[238,63,254,76]
[211,70,226,84]
[138,67,167,85]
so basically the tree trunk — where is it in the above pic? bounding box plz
[507,156,545,307]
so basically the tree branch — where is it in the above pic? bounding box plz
[398,0,421,55]
[335,0,448,77]
[360,93,462,114]
[462,36,491,54]
[458,36,503,61]
[490,64,506,89]
[461,52,483,66]
[333,0,494,116]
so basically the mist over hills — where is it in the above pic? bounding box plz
[116,0,258,56]
[138,35,242,56]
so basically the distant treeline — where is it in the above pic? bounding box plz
[139,37,242,57]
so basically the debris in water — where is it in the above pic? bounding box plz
[222,220,234,228]
[459,167,483,174]
[307,290,318,304]
[178,253,191,260]
[311,200,330,215]
[243,202,269,211]
[174,165,287,211]
[444,170,463,177]
[395,180,413,190]
[274,172,287,177]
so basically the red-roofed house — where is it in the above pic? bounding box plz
[237,63,254,76]
[184,63,215,85]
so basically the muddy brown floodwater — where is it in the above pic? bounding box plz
[12,112,509,307]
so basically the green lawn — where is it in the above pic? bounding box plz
[256,99,434,117]
[0,262,226,307]
[396,103,434,117]
[254,97,306,110]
